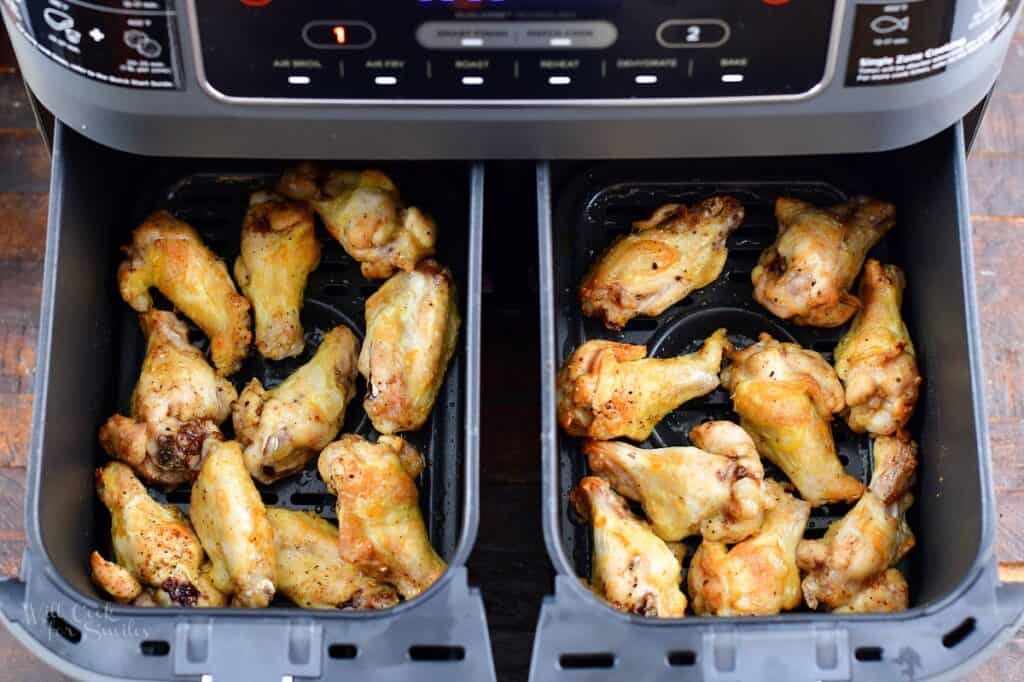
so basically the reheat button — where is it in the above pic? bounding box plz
[303,21,376,49]
[656,19,730,49]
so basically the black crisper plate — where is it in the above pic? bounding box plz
[109,167,467,579]
[552,172,912,598]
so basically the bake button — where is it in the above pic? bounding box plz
[303,21,376,49]
[656,19,730,49]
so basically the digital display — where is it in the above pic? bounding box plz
[416,0,622,7]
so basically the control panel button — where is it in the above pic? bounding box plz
[303,21,376,49]
[416,21,617,50]
[657,19,730,49]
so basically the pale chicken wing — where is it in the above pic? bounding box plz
[318,434,447,600]
[834,260,921,435]
[190,440,277,608]
[797,433,917,612]
[360,260,460,434]
[90,462,226,607]
[723,334,864,505]
[571,476,687,618]
[99,311,236,487]
[277,162,436,279]
[752,196,895,327]
[557,328,730,442]
[234,191,321,360]
[687,480,810,616]
[584,420,766,543]
[233,325,359,484]
[580,197,744,330]
[267,508,399,610]
[118,211,252,374]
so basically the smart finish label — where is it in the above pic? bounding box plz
[846,0,1020,87]
[2,0,182,90]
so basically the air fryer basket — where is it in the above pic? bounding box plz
[0,123,494,682]
[532,124,1024,682]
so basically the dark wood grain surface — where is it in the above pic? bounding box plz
[0,25,1022,682]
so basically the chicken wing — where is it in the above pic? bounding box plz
[360,260,460,434]
[90,462,226,607]
[796,433,917,612]
[234,191,321,360]
[571,476,687,618]
[580,196,744,330]
[584,420,766,543]
[99,311,236,487]
[318,434,447,600]
[277,162,436,279]
[834,260,921,435]
[833,569,909,614]
[267,508,400,610]
[190,440,277,608]
[687,480,810,616]
[752,196,895,327]
[557,328,730,442]
[118,211,252,375]
[233,325,359,484]
[722,334,864,505]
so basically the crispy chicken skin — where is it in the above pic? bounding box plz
[233,325,360,484]
[99,311,236,487]
[557,328,731,442]
[318,434,447,600]
[752,196,895,327]
[277,162,436,279]
[190,440,277,608]
[688,480,810,616]
[584,420,766,543]
[234,191,321,360]
[267,508,400,610]
[580,197,744,330]
[834,260,921,435]
[90,462,226,607]
[723,334,864,506]
[118,211,252,375]
[571,476,688,618]
[360,260,460,434]
[797,433,917,612]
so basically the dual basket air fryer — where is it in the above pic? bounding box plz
[1,119,1023,682]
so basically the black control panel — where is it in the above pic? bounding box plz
[195,0,837,101]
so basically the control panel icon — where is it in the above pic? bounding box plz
[124,29,163,58]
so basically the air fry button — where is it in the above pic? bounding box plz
[303,21,376,50]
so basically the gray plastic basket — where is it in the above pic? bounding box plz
[531,124,1024,682]
[0,123,495,682]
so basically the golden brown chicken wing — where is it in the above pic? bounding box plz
[584,420,766,543]
[752,196,895,327]
[722,334,864,506]
[267,508,400,610]
[190,440,277,608]
[557,328,730,442]
[571,476,687,618]
[118,211,252,375]
[318,434,447,600]
[234,191,321,360]
[99,311,236,487]
[796,433,917,612]
[580,196,744,330]
[90,462,226,607]
[277,162,436,279]
[833,569,909,614]
[360,260,460,434]
[687,480,810,616]
[233,325,359,484]
[834,260,921,435]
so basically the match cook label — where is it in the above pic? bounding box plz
[846,0,1020,87]
[2,0,182,90]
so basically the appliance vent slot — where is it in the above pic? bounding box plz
[942,617,976,648]
[855,646,883,662]
[46,613,81,644]
[409,645,466,662]
[667,650,697,667]
[328,644,358,659]
[140,640,170,656]
[559,653,615,669]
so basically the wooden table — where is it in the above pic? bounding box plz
[1,25,1023,682]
